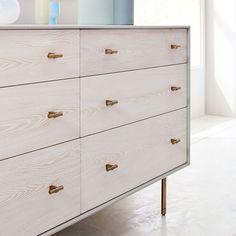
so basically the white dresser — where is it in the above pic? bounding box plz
[0,26,190,236]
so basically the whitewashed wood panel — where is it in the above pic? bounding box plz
[0,30,79,87]
[80,29,187,76]
[0,27,190,236]
[81,64,187,136]
[81,108,187,212]
[0,79,79,161]
[0,140,80,236]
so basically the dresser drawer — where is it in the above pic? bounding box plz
[81,64,187,136]
[81,108,188,212]
[0,141,80,236]
[80,29,188,76]
[0,30,79,87]
[0,79,79,161]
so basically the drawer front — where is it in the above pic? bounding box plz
[0,79,79,161]
[0,141,80,236]
[0,30,79,87]
[81,109,188,212]
[81,64,187,136]
[80,29,187,76]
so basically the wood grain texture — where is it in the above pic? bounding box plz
[81,64,187,136]
[0,30,79,87]
[80,29,187,76]
[0,140,80,236]
[0,27,190,235]
[81,108,187,213]
[42,160,190,236]
[0,79,79,161]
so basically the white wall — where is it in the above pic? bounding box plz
[191,0,206,119]
[206,0,236,117]
[191,67,205,118]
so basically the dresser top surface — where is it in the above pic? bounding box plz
[0,25,190,30]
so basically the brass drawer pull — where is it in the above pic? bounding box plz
[49,185,64,195]
[106,100,118,107]
[106,164,118,172]
[171,139,181,145]
[105,49,118,55]
[48,111,63,119]
[171,86,182,91]
[48,53,63,59]
[171,44,181,49]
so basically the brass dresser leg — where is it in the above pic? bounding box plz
[161,178,167,216]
